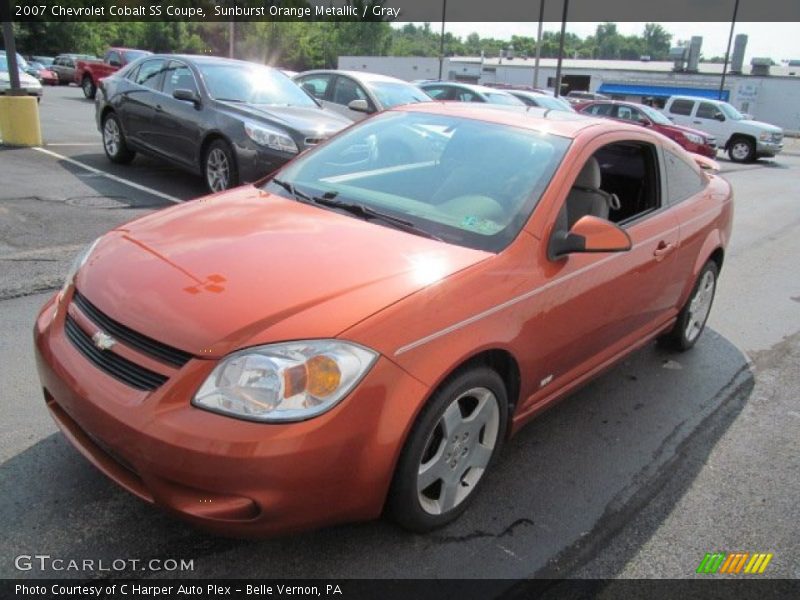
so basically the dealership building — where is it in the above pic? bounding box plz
[339,36,800,133]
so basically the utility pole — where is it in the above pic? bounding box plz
[438,0,447,81]
[553,0,569,97]
[2,20,23,95]
[533,0,545,89]
[719,0,740,100]
[228,21,235,58]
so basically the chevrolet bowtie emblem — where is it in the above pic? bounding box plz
[92,331,116,351]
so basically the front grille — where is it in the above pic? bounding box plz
[771,132,783,143]
[73,291,191,368]
[64,315,168,391]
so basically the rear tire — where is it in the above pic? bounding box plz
[82,76,96,100]
[660,261,719,351]
[728,136,755,163]
[387,366,508,532]
[102,113,135,164]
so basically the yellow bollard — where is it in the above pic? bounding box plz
[0,95,43,146]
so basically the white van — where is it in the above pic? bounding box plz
[662,95,783,163]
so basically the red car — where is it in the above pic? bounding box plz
[35,103,732,536]
[74,48,151,99]
[578,100,718,158]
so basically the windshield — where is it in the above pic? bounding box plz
[640,104,672,125]
[719,102,745,120]
[123,50,150,63]
[0,54,28,71]
[536,96,575,112]
[264,111,570,252]
[198,63,317,107]
[369,81,431,109]
[484,92,525,106]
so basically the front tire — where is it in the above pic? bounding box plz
[728,136,755,163]
[387,366,508,532]
[102,113,135,164]
[660,261,719,351]
[204,140,239,193]
[82,76,96,99]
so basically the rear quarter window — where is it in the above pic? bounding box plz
[669,99,695,116]
[665,149,706,204]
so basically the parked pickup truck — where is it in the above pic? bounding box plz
[74,48,151,99]
[662,95,783,163]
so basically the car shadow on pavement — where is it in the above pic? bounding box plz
[0,329,753,580]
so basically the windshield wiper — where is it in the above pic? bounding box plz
[312,196,443,242]
[271,178,314,203]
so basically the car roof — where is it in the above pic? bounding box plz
[393,101,628,139]
[138,54,282,70]
[421,81,513,94]
[669,95,724,104]
[296,70,410,84]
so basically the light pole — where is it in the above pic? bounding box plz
[438,0,447,81]
[553,0,569,98]
[533,0,545,89]
[719,0,740,100]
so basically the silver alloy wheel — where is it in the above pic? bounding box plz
[206,148,230,192]
[685,269,716,343]
[730,141,751,161]
[103,118,120,157]
[83,78,93,96]
[417,386,500,515]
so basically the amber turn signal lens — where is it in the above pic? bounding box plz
[306,355,341,398]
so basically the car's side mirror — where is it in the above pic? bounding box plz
[714,112,725,122]
[348,99,371,113]
[549,215,632,260]
[173,88,200,107]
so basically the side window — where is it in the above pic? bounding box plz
[664,149,706,205]
[423,86,450,100]
[332,76,368,107]
[615,105,636,121]
[587,103,613,116]
[669,99,694,116]
[135,59,166,90]
[456,90,481,102]
[162,62,198,96]
[558,142,660,231]
[126,64,140,82]
[696,102,724,120]
[106,51,122,67]
[297,75,332,100]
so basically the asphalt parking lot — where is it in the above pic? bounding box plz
[1,85,799,581]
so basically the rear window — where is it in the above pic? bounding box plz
[665,149,706,204]
[669,99,695,116]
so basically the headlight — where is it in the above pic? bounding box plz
[58,237,101,301]
[683,132,705,145]
[758,131,771,141]
[243,121,298,154]
[193,340,378,422]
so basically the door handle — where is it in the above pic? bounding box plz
[653,240,675,258]
[155,104,163,112]
[693,120,702,124]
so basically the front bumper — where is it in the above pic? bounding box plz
[756,140,783,157]
[233,140,296,184]
[34,292,428,537]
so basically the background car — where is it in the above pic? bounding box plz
[564,90,610,105]
[24,61,59,86]
[0,53,43,100]
[96,55,352,192]
[35,103,732,537]
[578,99,717,158]
[75,48,151,99]
[506,90,575,112]
[662,95,783,162]
[294,70,431,121]
[50,53,96,85]
[29,55,54,67]
[419,81,525,106]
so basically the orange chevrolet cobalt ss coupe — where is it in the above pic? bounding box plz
[35,103,732,536]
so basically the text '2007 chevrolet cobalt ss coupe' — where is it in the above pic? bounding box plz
[35,102,733,536]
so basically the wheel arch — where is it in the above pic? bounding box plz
[725,132,756,151]
[198,131,234,170]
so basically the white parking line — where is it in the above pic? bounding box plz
[32,147,183,205]
[46,143,102,147]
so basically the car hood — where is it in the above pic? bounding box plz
[656,122,713,140]
[739,119,782,134]
[217,102,352,138]
[0,70,41,88]
[75,187,489,357]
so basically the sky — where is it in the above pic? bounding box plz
[402,22,800,63]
